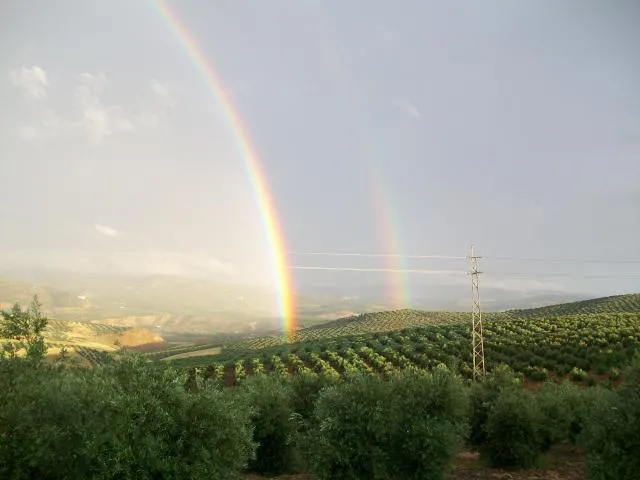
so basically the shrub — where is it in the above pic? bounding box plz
[289,372,337,421]
[288,372,339,471]
[529,367,550,382]
[0,356,255,479]
[570,367,588,381]
[580,357,640,479]
[481,389,543,468]
[238,373,297,475]
[468,364,521,449]
[585,375,597,387]
[536,381,583,446]
[310,370,469,480]
[608,367,621,381]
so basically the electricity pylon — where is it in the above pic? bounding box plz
[469,245,485,380]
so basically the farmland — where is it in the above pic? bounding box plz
[163,294,640,387]
[2,292,639,479]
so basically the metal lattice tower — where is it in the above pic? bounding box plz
[469,245,485,380]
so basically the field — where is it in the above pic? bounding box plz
[148,310,479,361]
[163,294,640,387]
[161,346,222,361]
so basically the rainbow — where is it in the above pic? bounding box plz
[369,172,411,308]
[153,1,297,335]
[313,9,411,308]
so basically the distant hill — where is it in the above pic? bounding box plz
[508,293,640,317]
[0,271,386,334]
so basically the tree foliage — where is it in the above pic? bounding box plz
[309,370,469,480]
[481,388,543,468]
[0,295,48,360]
[237,373,297,475]
[0,356,255,480]
[580,356,640,480]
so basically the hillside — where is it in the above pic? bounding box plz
[161,293,640,375]
[171,312,640,386]
[1,315,165,365]
[508,293,640,317]
[0,273,387,334]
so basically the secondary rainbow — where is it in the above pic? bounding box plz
[153,1,296,335]
[313,8,412,308]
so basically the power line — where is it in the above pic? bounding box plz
[290,252,466,260]
[484,256,640,264]
[290,251,640,265]
[291,266,463,274]
[485,272,640,279]
[289,266,640,279]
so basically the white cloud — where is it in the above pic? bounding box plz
[10,66,48,99]
[392,98,421,118]
[94,224,119,238]
[17,124,39,140]
[150,79,174,107]
[17,109,62,141]
[11,68,175,145]
[73,72,136,144]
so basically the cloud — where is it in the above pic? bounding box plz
[11,68,176,145]
[150,79,174,107]
[10,66,48,99]
[0,249,237,279]
[73,72,136,144]
[94,224,119,238]
[392,98,421,118]
[17,109,62,141]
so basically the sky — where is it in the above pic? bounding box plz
[1,0,639,301]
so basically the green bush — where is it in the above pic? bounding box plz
[481,388,543,468]
[238,373,297,475]
[608,367,621,381]
[529,367,549,382]
[468,364,521,449]
[289,371,337,421]
[570,367,588,381]
[0,356,255,479]
[580,357,640,479]
[536,381,583,446]
[310,370,469,480]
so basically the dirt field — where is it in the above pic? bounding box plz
[244,445,587,480]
